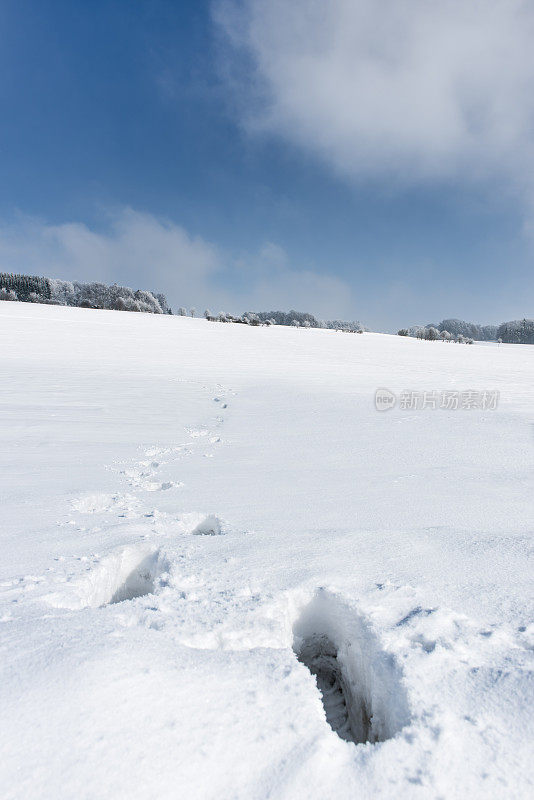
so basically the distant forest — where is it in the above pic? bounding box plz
[0,273,171,314]
[399,318,534,345]
[249,310,364,331]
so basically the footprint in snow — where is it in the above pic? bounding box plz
[139,480,183,492]
[293,589,410,745]
[144,446,170,458]
[46,545,170,609]
[188,429,209,438]
[71,493,137,515]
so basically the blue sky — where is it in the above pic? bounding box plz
[0,0,532,330]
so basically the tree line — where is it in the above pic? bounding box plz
[248,310,364,331]
[176,308,365,331]
[3,272,530,343]
[0,273,171,314]
[398,317,534,344]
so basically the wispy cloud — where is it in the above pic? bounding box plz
[0,208,353,319]
[213,0,534,193]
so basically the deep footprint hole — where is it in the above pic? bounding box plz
[108,553,163,604]
[293,591,410,746]
[296,634,371,744]
[72,547,169,608]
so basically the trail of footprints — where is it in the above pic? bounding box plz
[46,384,233,600]
[66,384,233,525]
[116,386,233,492]
[14,381,533,751]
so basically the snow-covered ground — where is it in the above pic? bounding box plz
[1,302,533,799]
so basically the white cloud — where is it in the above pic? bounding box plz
[213,0,534,190]
[0,208,353,319]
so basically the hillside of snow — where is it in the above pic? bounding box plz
[1,302,533,799]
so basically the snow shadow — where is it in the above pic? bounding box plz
[293,590,410,745]
[49,546,169,609]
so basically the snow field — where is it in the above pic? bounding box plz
[0,302,533,799]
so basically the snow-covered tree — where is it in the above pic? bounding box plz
[250,309,318,327]
[133,289,162,313]
[190,308,196,317]
[0,273,50,301]
[497,318,534,344]
[324,319,362,332]
[0,271,170,315]
[434,318,498,342]
[48,279,76,305]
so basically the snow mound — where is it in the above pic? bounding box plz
[48,546,170,609]
[293,589,410,744]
